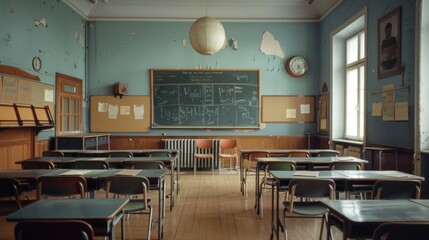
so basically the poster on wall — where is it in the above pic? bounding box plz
[378,7,401,79]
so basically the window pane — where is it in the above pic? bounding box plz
[71,98,76,114]
[70,116,76,131]
[64,116,69,131]
[346,68,359,138]
[347,36,358,64]
[360,32,365,59]
[359,66,365,139]
[64,84,76,93]
[64,98,69,113]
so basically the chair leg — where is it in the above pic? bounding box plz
[147,205,153,240]
[194,158,197,175]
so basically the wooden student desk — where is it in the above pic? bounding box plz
[7,198,128,240]
[323,199,429,240]
[239,149,340,195]
[253,156,367,216]
[0,168,167,240]
[268,170,424,240]
[17,156,177,210]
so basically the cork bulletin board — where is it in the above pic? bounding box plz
[90,95,150,132]
[261,95,315,123]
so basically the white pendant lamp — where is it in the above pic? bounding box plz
[189,16,226,55]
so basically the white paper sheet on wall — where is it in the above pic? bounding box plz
[134,104,144,119]
[98,102,108,112]
[108,104,119,119]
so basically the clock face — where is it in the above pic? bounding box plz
[286,56,308,78]
[32,57,41,72]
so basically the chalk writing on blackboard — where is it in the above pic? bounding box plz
[151,69,260,129]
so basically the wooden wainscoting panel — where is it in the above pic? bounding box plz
[0,128,33,169]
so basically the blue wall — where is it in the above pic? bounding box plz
[0,0,418,148]
[0,0,86,139]
[88,21,320,136]
[320,0,416,148]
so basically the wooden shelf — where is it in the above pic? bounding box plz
[0,103,54,132]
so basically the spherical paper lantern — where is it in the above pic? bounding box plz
[189,16,226,55]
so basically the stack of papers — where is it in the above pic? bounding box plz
[293,171,319,177]
[114,169,141,176]
[59,170,92,175]
[336,157,355,161]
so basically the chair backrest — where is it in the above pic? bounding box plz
[14,220,94,240]
[78,152,110,158]
[289,178,336,200]
[37,176,87,199]
[266,161,297,172]
[329,161,361,170]
[219,139,237,150]
[288,151,310,157]
[42,151,64,157]
[195,139,213,150]
[126,160,165,169]
[247,151,270,170]
[317,151,338,157]
[109,151,133,158]
[0,178,22,209]
[71,160,109,169]
[372,180,421,199]
[149,151,172,157]
[105,175,150,208]
[372,222,429,240]
[21,160,55,170]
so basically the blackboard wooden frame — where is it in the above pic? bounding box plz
[151,69,260,129]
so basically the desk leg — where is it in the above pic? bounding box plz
[170,163,174,210]
[240,156,244,194]
[158,177,165,240]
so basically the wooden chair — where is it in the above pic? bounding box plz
[21,160,55,170]
[0,178,22,214]
[193,139,214,175]
[14,220,94,240]
[372,222,429,240]
[317,151,339,157]
[36,176,87,200]
[372,180,421,199]
[283,178,336,240]
[218,139,239,171]
[105,175,153,240]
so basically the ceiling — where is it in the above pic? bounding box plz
[63,0,342,22]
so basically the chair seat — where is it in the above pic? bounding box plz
[284,201,328,216]
[219,153,237,158]
[194,153,214,158]
[124,199,152,212]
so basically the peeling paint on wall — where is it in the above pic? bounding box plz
[182,39,186,48]
[9,8,14,14]
[259,31,285,59]
[35,18,48,27]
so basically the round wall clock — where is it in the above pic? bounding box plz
[285,56,308,78]
[32,57,42,72]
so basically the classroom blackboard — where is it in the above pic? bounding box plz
[151,69,260,129]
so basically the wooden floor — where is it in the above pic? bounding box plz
[0,170,343,240]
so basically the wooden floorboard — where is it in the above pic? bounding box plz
[0,170,343,239]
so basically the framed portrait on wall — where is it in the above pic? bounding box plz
[378,7,401,79]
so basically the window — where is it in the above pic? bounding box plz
[55,73,83,134]
[331,8,366,143]
[345,31,365,141]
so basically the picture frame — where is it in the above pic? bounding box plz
[377,7,401,79]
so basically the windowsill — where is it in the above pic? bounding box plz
[332,138,364,145]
